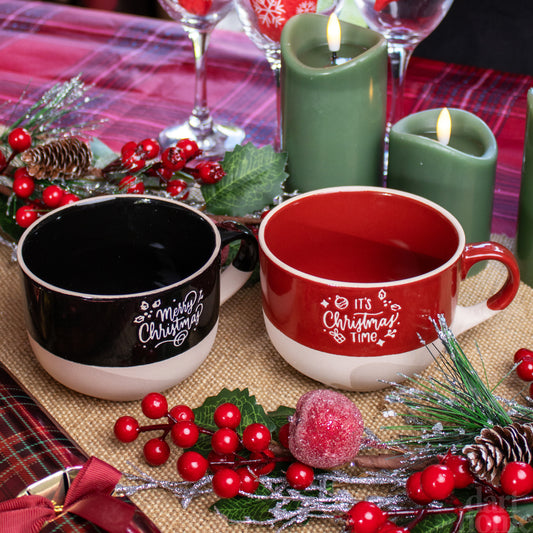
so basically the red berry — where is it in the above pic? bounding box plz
[346,501,387,533]
[420,464,455,501]
[141,392,168,419]
[171,420,199,448]
[8,127,32,152]
[212,468,241,498]
[195,160,225,184]
[58,193,79,206]
[161,146,186,172]
[176,138,201,160]
[121,150,145,171]
[146,161,174,183]
[137,138,160,159]
[514,348,533,363]
[474,503,510,533]
[178,450,209,481]
[42,185,65,208]
[249,449,275,475]
[237,467,259,494]
[121,141,137,156]
[516,355,533,381]
[500,461,533,496]
[207,451,236,473]
[442,454,474,489]
[15,205,38,228]
[12,175,35,198]
[114,415,140,442]
[242,423,271,452]
[169,404,195,423]
[405,471,433,505]
[214,403,242,429]
[166,179,189,199]
[119,175,145,194]
[278,423,290,448]
[211,428,240,455]
[143,438,170,466]
[286,462,314,490]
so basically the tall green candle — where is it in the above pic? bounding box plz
[388,107,497,247]
[280,13,387,192]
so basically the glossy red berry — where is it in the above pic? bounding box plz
[346,501,387,533]
[141,392,168,419]
[171,420,199,448]
[405,471,433,505]
[12,174,35,198]
[212,468,241,498]
[114,415,140,442]
[237,467,259,494]
[58,193,79,206]
[161,146,186,172]
[249,449,275,475]
[137,138,160,159]
[176,138,201,160]
[474,503,510,533]
[213,403,242,429]
[195,160,225,184]
[166,179,189,199]
[278,423,290,448]
[15,205,38,228]
[42,185,65,208]
[514,348,533,363]
[119,175,145,194]
[169,404,195,423]
[211,428,240,455]
[420,464,455,501]
[121,150,145,171]
[516,355,533,381]
[207,451,236,473]
[121,141,137,156]
[242,423,271,452]
[178,450,209,481]
[143,438,170,466]
[500,461,533,496]
[442,454,474,489]
[286,462,314,490]
[8,127,32,152]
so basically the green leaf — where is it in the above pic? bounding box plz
[0,193,24,242]
[90,137,117,168]
[212,484,278,522]
[202,143,288,216]
[268,405,295,433]
[411,510,476,533]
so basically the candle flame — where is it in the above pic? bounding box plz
[436,107,451,146]
[327,13,341,52]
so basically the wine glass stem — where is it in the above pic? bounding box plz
[387,43,415,125]
[272,64,281,151]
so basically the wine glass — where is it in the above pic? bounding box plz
[233,0,342,148]
[158,0,245,158]
[353,0,453,125]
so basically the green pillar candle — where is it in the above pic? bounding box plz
[280,13,387,192]
[388,107,497,247]
[517,88,533,286]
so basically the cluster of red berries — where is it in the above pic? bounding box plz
[114,392,314,499]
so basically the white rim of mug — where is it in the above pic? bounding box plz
[259,185,466,288]
[16,194,222,300]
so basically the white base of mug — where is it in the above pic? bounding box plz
[264,313,436,392]
[28,322,218,401]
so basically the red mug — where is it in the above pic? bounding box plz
[258,186,520,391]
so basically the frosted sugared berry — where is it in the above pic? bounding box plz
[141,392,168,419]
[8,127,32,152]
[474,503,510,533]
[161,146,186,172]
[237,467,259,494]
[405,471,433,505]
[346,501,387,533]
[137,138,160,159]
[169,404,195,423]
[166,179,189,199]
[114,415,140,442]
[143,438,170,466]
[178,450,209,481]
[214,403,242,429]
[212,468,241,498]
[211,428,240,455]
[516,354,533,382]
[195,160,225,184]
[176,138,201,160]
[442,454,474,489]
[242,423,271,452]
[42,185,65,208]
[171,420,199,448]
[249,449,275,475]
[13,174,35,198]
[15,205,38,228]
[278,423,290,449]
[500,461,533,497]
[420,464,455,501]
[289,389,364,469]
[286,462,314,490]
[58,193,79,206]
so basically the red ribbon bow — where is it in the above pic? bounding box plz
[0,456,134,533]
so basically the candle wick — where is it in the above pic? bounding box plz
[330,51,337,66]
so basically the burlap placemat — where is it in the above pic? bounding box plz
[0,241,532,532]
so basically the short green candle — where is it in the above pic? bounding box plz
[280,13,387,192]
[517,88,533,286]
[388,108,497,247]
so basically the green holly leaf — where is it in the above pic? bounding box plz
[268,405,295,433]
[212,484,280,522]
[202,143,288,216]
[90,137,117,168]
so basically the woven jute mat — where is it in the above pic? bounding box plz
[1,240,532,532]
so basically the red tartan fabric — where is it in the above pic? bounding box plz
[0,0,530,238]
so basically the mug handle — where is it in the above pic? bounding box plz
[217,221,259,304]
[451,241,520,336]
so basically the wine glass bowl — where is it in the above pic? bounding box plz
[158,0,245,157]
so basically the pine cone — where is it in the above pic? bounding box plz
[463,423,533,484]
[20,137,92,179]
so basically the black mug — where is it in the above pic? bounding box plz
[17,195,258,401]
